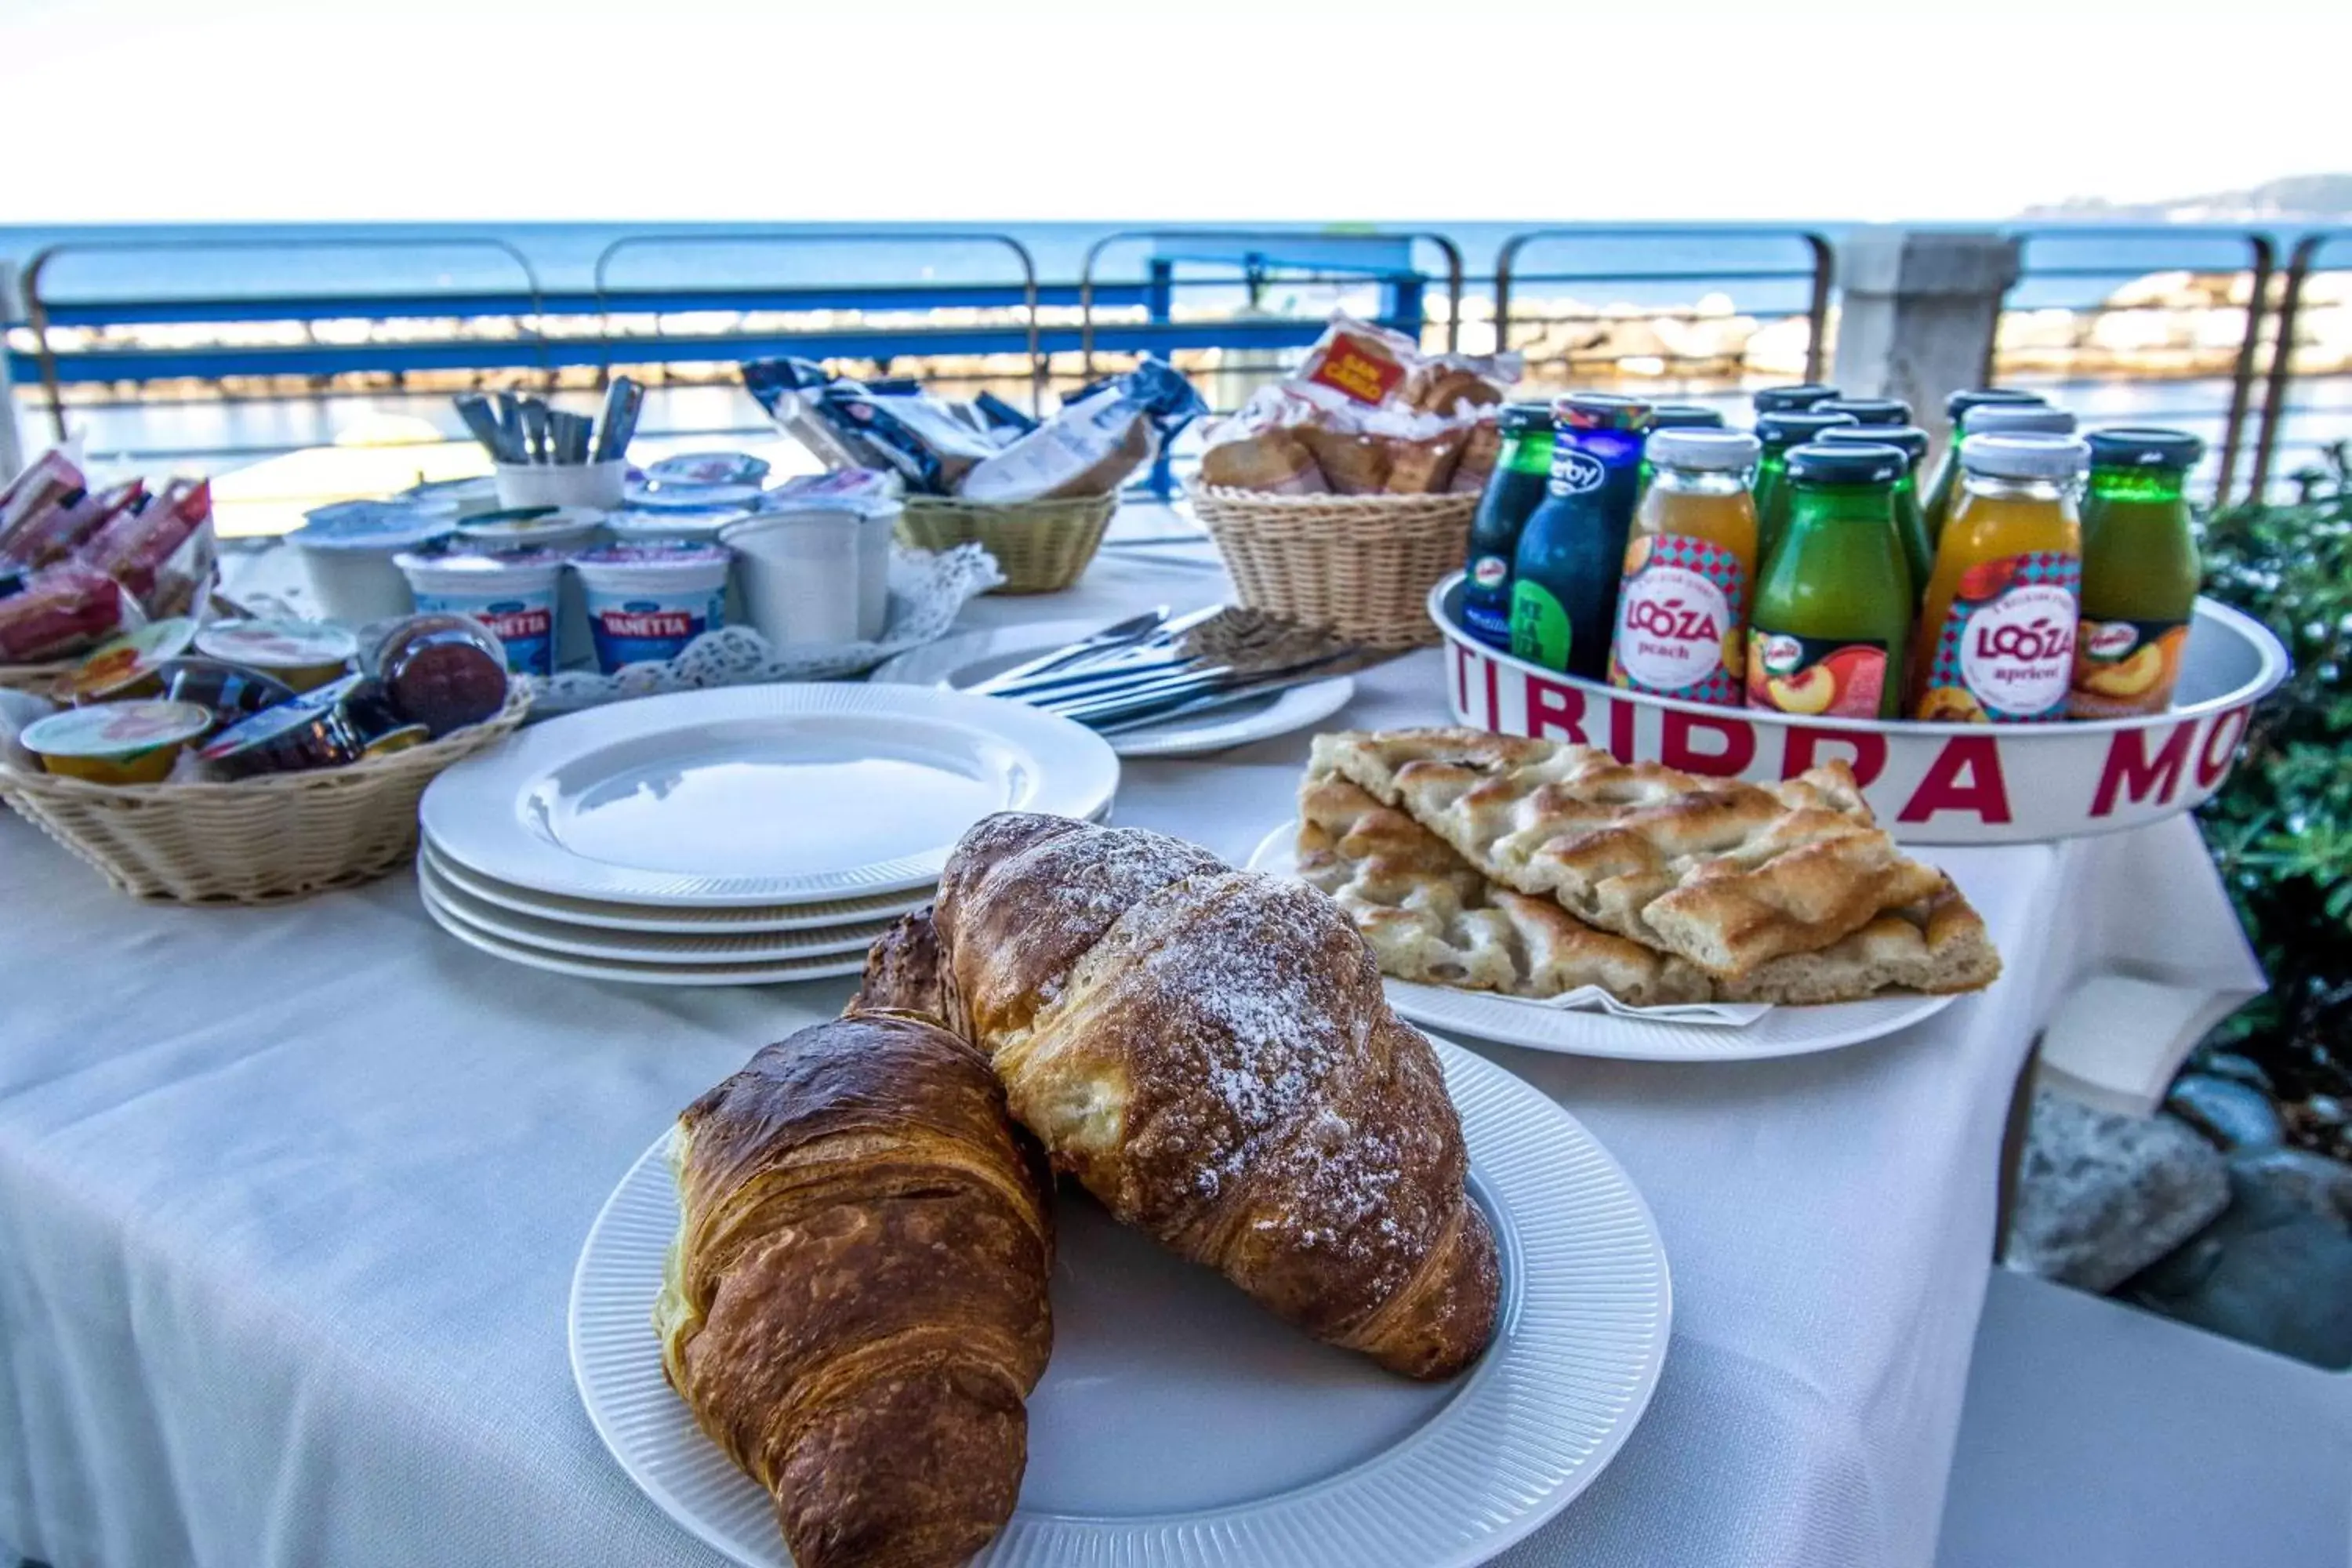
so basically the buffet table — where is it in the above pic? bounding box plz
[0,513,2258,1568]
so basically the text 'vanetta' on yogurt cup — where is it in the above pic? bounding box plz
[393,546,566,677]
[568,540,731,673]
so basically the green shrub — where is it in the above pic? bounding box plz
[2195,442,2352,1152]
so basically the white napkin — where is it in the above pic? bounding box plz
[1454,984,1773,1028]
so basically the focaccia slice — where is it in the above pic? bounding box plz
[1297,776,1711,1006]
[1308,729,1953,979]
[1297,774,2000,1004]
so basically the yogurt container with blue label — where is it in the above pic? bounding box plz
[570,541,731,673]
[393,546,566,677]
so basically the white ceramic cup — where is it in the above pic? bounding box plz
[494,459,627,511]
[721,505,896,648]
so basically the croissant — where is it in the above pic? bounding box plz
[931,812,1500,1380]
[658,1013,1054,1568]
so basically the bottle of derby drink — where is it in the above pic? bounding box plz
[1509,394,1653,680]
[1748,442,1911,718]
[1459,403,1557,648]
[1610,427,1759,706]
[1910,433,2089,723]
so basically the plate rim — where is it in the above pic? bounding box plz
[419,683,1120,907]
[869,621,1358,759]
[418,858,896,963]
[568,1038,1671,1568]
[419,878,867,986]
[1247,819,1962,1062]
[420,839,937,934]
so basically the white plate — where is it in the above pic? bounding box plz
[1248,823,1958,1062]
[420,877,866,987]
[420,840,935,934]
[419,857,896,964]
[571,1040,1669,1568]
[419,798,1109,935]
[872,619,1358,759]
[420,684,1120,907]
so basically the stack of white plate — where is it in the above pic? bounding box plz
[416,684,1120,986]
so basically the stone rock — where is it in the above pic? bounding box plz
[2165,1073,2285,1152]
[2227,1146,2352,1225]
[2125,1148,2352,1370]
[2194,1051,2273,1094]
[2006,1089,2231,1292]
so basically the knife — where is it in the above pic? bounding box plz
[971,608,1171,693]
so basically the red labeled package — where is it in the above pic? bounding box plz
[0,564,133,662]
[86,477,216,613]
[0,453,111,571]
[1294,314,1420,411]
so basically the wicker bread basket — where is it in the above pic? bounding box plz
[895,492,1119,594]
[0,662,67,696]
[1186,482,1476,649]
[0,684,530,904]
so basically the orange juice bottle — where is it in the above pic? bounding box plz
[1911,434,2089,723]
[1610,428,1759,706]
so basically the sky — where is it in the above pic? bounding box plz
[5,0,2348,225]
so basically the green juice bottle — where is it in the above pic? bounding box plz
[2068,426,2205,719]
[1752,408,1860,575]
[1820,423,1933,604]
[1746,442,1911,719]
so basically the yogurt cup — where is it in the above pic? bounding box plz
[720,501,898,647]
[457,507,608,666]
[401,475,503,518]
[20,699,216,785]
[394,547,567,678]
[569,541,730,673]
[64,617,198,703]
[192,619,361,693]
[291,500,460,623]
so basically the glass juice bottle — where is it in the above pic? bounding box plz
[1923,390,2053,542]
[1816,396,1913,427]
[2069,427,2205,718]
[1819,423,1934,604]
[1510,394,1653,680]
[1610,427,1760,707]
[1747,442,1912,719]
[1910,433,2090,723]
[1460,404,1556,648]
[1753,408,1861,572]
[1753,384,1840,416]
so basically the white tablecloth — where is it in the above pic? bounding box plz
[0,517,2254,1568]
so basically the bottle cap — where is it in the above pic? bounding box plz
[1497,401,1555,433]
[1787,441,1907,487]
[1944,387,2046,422]
[1646,428,1762,472]
[1961,433,2092,481]
[1816,397,1912,426]
[1756,409,1861,447]
[1820,422,1930,468]
[1961,403,2076,437]
[2086,426,2205,471]
[1753,384,1841,414]
[1648,403,1727,430]
[1554,393,1653,431]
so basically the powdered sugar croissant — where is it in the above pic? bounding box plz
[929,812,1500,1381]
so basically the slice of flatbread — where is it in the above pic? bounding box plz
[1308,728,1951,979]
[1298,771,2000,1005]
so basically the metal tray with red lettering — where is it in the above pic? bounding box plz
[1428,574,2290,844]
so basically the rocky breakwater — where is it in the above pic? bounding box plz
[2008,1056,2352,1368]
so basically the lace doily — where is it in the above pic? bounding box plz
[532,543,1003,714]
